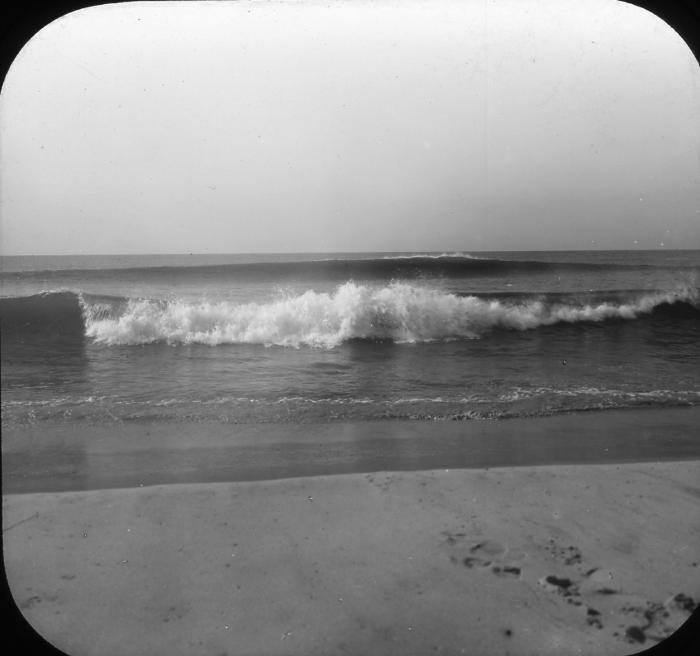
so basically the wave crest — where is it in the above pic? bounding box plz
[83,283,699,348]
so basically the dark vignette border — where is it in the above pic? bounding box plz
[1,2,698,656]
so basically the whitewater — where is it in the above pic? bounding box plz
[80,282,699,348]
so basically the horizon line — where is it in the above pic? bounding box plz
[1,247,697,258]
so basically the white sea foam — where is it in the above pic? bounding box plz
[380,252,486,260]
[82,282,697,348]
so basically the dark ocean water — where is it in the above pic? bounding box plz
[1,250,699,426]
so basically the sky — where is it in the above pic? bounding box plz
[1,0,699,255]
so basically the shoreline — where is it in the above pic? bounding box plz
[3,406,700,494]
[4,461,699,655]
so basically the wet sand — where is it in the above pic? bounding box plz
[4,407,700,493]
[4,460,699,655]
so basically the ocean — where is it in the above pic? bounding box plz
[1,250,699,430]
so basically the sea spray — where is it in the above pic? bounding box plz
[81,282,699,347]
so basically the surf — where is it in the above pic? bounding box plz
[2,284,697,348]
[80,283,698,347]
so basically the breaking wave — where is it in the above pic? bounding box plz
[3,283,696,348]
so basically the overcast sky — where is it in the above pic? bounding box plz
[1,0,699,255]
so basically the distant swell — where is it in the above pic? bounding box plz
[2,285,697,348]
[3,254,696,283]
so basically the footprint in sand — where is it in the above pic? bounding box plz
[538,574,580,598]
[616,594,698,645]
[536,540,698,643]
[462,538,505,568]
[490,564,522,579]
[585,607,604,629]
[442,533,523,579]
[544,539,583,567]
[536,543,612,629]
[537,573,608,630]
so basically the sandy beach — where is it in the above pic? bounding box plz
[4,460,699,656]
